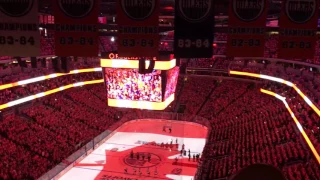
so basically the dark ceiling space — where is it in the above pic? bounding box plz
[39,0,282,18]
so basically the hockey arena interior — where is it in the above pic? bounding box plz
[0,0,320,180]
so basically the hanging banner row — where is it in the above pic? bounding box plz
[0,0,319,59]
[0,0,99,57]
[227,0,319,59]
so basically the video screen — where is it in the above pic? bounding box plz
[104,68,162,102]
[164,67,179,100]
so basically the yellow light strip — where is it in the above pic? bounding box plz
[0,78,173,111]
[260,89,320,165]
[107,93,175,110]
[230,70,320,117]
[228,71,261,78]
[0,68,102,91]
[100,59,176,70]
[0,79,104,110]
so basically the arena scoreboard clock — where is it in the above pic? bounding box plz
[174,0,214,58]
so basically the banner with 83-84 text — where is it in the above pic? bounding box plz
[174,0,214,58]
[278,0,319,59]
[54,0,99,57]
[226,0,268,57]
[117,0,160,58]
[0,0,40,56]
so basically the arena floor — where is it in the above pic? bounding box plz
[59,120,208,180]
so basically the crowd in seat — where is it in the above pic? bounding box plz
[213,43,226,55]
[0,82,124,179]
[178,77,216,115]
[213,57,232,70]
[99,37,117,53]
[228,59,320,154]
[194,83,319,180]
[199,81,249,119]
[265,82,320,154]
[187,58,215,68]
[264,34,278,58]
[0,135,51,180]
[40,31,55,56]
[159,41,173,51]
[0,71,319,179]
[0,72,102,105]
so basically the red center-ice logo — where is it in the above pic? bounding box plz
[75,142,198,179]
[123,152,161,168]
[69,120,208,180]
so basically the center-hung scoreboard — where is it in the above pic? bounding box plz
[100,0,179,110]
[101,56,179,110]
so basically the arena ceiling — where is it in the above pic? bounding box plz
[39,0,282,21]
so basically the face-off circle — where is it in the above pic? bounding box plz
[123,152,161,168]
[58,0,94,18]
[233,0,265,22]
[178,0,212,23]
[285,0,316,24]
[0,0,33,17]
[121,0,156,20]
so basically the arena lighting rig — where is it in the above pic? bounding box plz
[100,58,179,110]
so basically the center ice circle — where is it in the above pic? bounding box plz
[123,152,161,168]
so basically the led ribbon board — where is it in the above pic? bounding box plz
[0,79,104,110]
[100,59,176,70]
[260,89,320,165]
[0,67,102,91]
[108,93,174,110]
[230,70,320,117]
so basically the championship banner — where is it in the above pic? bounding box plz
[226,0,268,57]
[174,0,214,58]
[54,0,99,57]
[0,0,40,56]
[278,0,319,59]
[117,0,160,57]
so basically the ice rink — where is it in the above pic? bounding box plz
[59,119,208,180]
